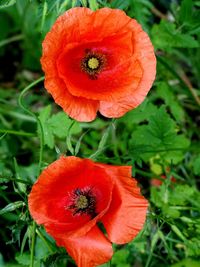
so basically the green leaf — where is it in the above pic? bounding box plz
[129,106,190,163]
[171,258,200,267]
[111,0,130,10]
[111,249,130,266]
[80,0,87,7]
[119,100,157,125]
[156,82,185,121]
[38,106,81,149]
[151,20,199,50]
[15,253,30,266]
[179,0,193,24]
[169,185,194,206]
[0,0,16,9]
[35,236,50,260]
[88,0,99,10]
[0,201,25,215]
[15,253,40,267]
[171,225,186,241]
[39,105,54,148]
[49,112,81,138]
[13,158,26,193]
[148,106,176,144]
[192,155,200,175]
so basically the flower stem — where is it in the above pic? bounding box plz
[18,76,45,173]
[18,77,45,267]
[0,34,23,48]
[0,129,35,137]
[30,221,37,267]
[36,228,54,253]
[157,55,200,107]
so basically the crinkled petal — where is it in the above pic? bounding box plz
[56,226,113,267]
[44,77,99,122]
[57,34,143,101]
[28,156,113,238]
[97,164,148,244]
[41,7,156,121]
[99,20,156,118]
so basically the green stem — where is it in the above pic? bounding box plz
[18,77,45,267]
[0,34,24,48]
[0,106,35,122]
[18,76,45,173]
[0,129,35,137]
[89,119,116,159]
[36,228,54,253]
[30,222,36,267]
[0,176,31,185]
[135,168,160,179]
[157,55,200,106]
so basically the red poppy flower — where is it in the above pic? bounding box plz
[28,156,148,267]
[41,7,156,122]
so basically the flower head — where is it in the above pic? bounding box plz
[41,7,156,122]
[28,156,148,267]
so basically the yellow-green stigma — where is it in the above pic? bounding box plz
[76,195,88,209]
[81,50,106,79]
[87,57,99,70]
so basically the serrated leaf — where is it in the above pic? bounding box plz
[49,112,81,138]
[38,106,81,149]
[148,106,176,144]
[151,20,199,49]
[15,253,30,266]
[119,100,157,125]
[15,253,40,267]
[169,185,194,206]
[156,82,185,121]
[129,106,190,164]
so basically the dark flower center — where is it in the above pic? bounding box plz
[81,50,106,79]
[67,187,97,218]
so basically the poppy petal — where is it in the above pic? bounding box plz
[99,20,156,118]
[44,77,99,122]
[99,164,148,244]
[56,226,113,267]
[41,7,156,121]
[57,35,143,101]
[28,156,113,238]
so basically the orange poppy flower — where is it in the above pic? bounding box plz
[41,7,156,122]
[28,156,148,267]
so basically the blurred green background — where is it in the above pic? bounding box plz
[0,0,200,266]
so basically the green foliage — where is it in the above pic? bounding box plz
[38,105,81,149]
[0,201,25,216]
[88,0,99,10]
[151,20,199,50]
[0,0,16,9]
[129,105,190,164]
[0,1,200,267]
